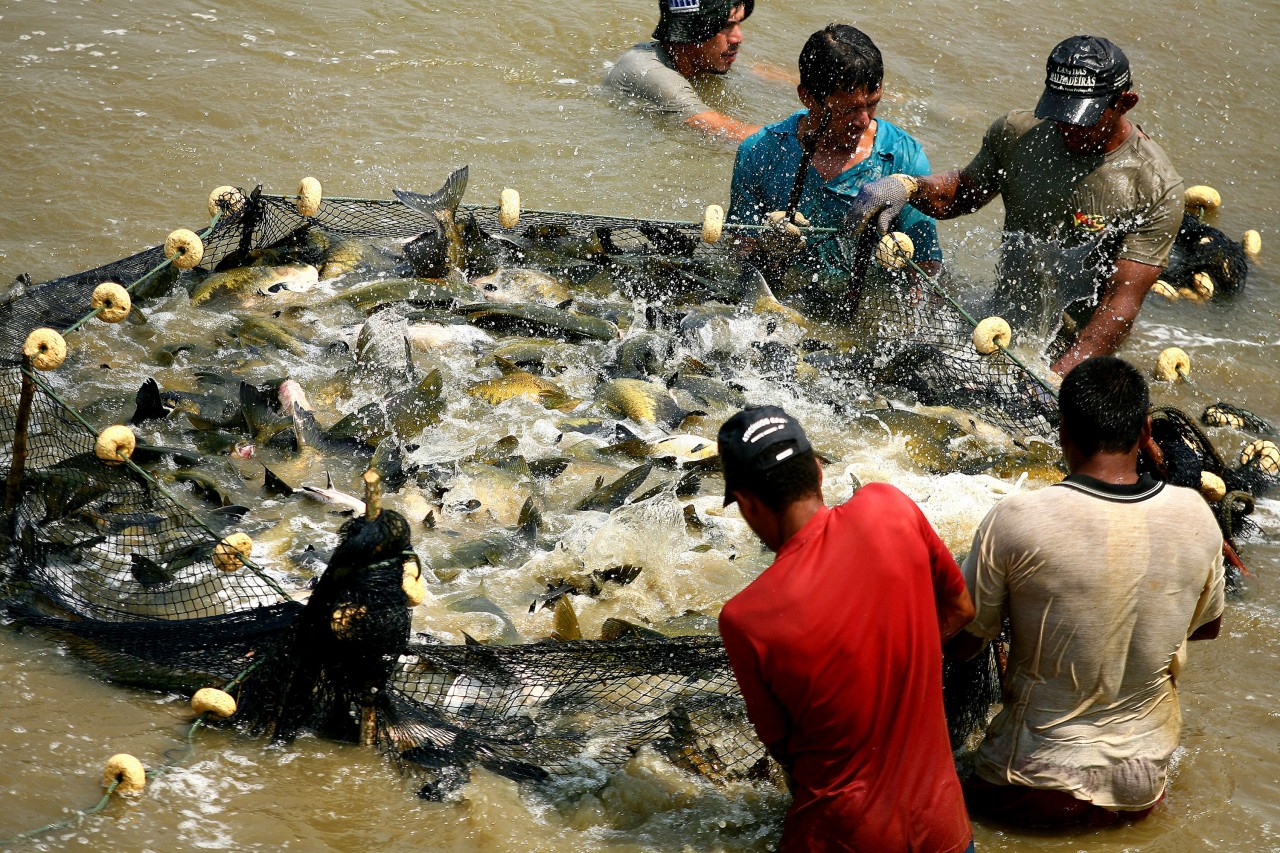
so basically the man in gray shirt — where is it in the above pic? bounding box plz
[604,0,760,141]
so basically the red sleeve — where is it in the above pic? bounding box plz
[719,606,789,749]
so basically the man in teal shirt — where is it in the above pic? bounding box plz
[728,24,941,295]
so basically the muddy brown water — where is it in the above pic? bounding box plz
[2,0,1279,850]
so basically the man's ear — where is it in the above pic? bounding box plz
[1140,413,1153,444]
[1115,90,1139,114]
[798,85,818,112]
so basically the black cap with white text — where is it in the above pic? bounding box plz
[718,406,812,505]
[1034,35,1131,127]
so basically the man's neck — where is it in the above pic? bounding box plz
[1067,448,1141,485]
[773,496,825,551]
[664,43,702,79]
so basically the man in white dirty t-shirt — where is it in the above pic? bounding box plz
[950,355,1224,828]
[603,0,760,141]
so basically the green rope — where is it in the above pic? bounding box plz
[884,243,1060,400]
[19,365,292,602]
[0,659,264,845]
[63,211,224,335]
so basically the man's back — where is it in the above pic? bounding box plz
[720,482,971,851]
[962,474,1225,809]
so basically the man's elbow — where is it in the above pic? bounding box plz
[944,628,985,662]
[1189,615,1222,641]
[685,110,758,142]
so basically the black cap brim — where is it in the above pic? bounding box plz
[1034,89,1111,127]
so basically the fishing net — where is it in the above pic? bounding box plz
[14,182,1059,436]
[0,177,1249,804]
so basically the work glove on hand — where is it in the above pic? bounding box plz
[842,174,919,235]
[756,210,810,259]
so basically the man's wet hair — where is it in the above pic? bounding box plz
[1058,355,1150,456]
[798,24,883,103]
[735,445,821,512]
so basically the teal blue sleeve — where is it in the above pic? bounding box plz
[727,139,768,225]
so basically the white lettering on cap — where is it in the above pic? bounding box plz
[742,416,789,444]
[670,0,700,12]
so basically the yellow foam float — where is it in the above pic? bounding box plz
[164,228,204,270]
[875,231,913,269]
[212,532,253,572]
[102,753,146,795]
[22,328,67,371]
[701,204,724,244]
[402,558,426,607]
[1240,439,1280,475]
[207,185,246,218]
[91,282,131,323]
[192,687,237,719]
[1154,347,1190,382]
[94,425,136,465]
[1242,229,1261,258]
[1184,184,1222,212]
[972,316,1012,355]
[296,177,322,217]
[1200,471,1227,503]
[498,187,521,229]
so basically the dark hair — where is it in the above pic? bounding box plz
[734,445,821,511]
[1058,355,1150,456]
[798,24,883,102]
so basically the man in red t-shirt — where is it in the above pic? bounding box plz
[717,406,975,852]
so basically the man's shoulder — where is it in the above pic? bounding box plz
[734,112,802,164]
[874,118,926,149]
[608,42,668,72]
[1120,127,1184,192]
[988,109,1045,142]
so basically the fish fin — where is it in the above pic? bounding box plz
[614,423,642,443]
[292,407,328,450]
[493,355,520,375]
[461,632,483,646]
[239,380,271,437]
[393,166,470,216]
[675,469,702,498]
[516,497,541,531]
[263,466,295,495]
[674,408,708,430]
[130,553,173,588]
[131,378,171,423]
[551,596,582,642]
[516,518,538,545]
[555,298,574,311]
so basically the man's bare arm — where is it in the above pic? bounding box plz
[686,110,760,142]
[944,629,986,662]
[1050,258,1163,376]
[938,584,976,644]
[911,169,999,220]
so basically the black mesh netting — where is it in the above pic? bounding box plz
[9,179,1219,800]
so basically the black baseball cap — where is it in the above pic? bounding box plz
[653,0,753,45]
[718,406,812,505]
[1034,35,1132,127]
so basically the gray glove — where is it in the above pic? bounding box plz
[843,174,919,235]
[755,210,810,258]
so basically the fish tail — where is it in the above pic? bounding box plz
[393,165,470,216]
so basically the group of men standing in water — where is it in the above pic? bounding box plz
[609,5,1223,851]
[604,3,1184,377]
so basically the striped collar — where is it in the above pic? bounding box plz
[1055,472,1164,503]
